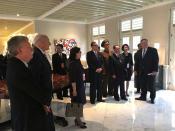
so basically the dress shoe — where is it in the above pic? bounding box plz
[55,117,68,127]
[149,99,155,104]
[126,93,129,97]
[97,99,105,102]
[121,97,128,101]
[115,98,120,101]
[135,97,146,101]
[74,119,87,129]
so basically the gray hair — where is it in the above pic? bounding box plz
[7,36,28,57]
[33,34,48,45]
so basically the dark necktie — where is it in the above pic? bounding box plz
[142,49,146,58]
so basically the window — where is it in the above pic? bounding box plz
[121,20,131,32]
[133,36,141,49]
[173,10,175,25]
[93,39,98,45]
[99,25,105,35]
[122,37,130,45]
[92,25,105,50]
[132,17,143,30]
[93,27,98,36]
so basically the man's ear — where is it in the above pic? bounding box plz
[17,48,22,54]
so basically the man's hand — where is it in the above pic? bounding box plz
[43,105,51,115]
[134,71,137,76]
[112,75,116,79]
[61,63,64,68]
[152,71,157,76]
[96,68,102,73]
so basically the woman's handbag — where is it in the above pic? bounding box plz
[65,103,83,117]
[52,74,69,92]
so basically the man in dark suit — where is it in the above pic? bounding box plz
[52,44,69,99]
[52,44,69,127]
[29,34,55,131]
[134,43,142,93]
[6,36,51,131]
[86,42,105,104]
[135,39,159,104]
[109,45,127,101]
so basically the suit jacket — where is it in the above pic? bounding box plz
[6,57,50,131]
[29,46,55,131]
[52,53,67,75]
[29,46,53,105]
[86,50,104,81]
[134,47,159,75]
[109,53,125,80]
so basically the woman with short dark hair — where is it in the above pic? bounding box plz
[121,44,133,97]
[68,47,87,129]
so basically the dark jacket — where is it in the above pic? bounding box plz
[52,53,67,75]
[6,57,49,131]
[29,46,55,131]
[134,47,159,75]
[109,53,125,80]
[86,50,104,81]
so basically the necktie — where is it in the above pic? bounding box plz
[95,52,98,59]
[142,49,146,58]
[59,53,62,58]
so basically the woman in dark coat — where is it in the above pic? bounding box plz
[122,44,133,96]
[69,47,87,129]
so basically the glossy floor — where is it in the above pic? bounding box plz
[1,84,175,131]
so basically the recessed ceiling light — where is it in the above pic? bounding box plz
[4,26,7,30]
[16,13,20,16]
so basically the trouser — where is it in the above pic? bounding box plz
[134,75,141,92]
[102,74,113,96]
[113,78,126,99]
[90,73,102,102]
[140,74,156,100]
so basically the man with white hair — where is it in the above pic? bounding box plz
[29,34,55,131]
[6,36,51,131]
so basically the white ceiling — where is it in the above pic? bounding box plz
[0,0,174,37]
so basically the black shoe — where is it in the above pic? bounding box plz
[126,93,129,97]
[57,96,63,100]
[150,99,155,104]
[115,98,120,101]
[55,117,68,127]
[103,95,107,98]
[135,97,146,101]
[74,119,86,125]
[121,97,128,101]
[90,101,95,104]
[74,119,87,129]
[97,99,105,102]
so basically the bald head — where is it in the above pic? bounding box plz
[33,34,51,51]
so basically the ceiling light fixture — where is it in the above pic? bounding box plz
[16,13,20,17]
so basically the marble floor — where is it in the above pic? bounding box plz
[1,82,175,131]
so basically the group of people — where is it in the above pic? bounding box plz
[4,34,159,131]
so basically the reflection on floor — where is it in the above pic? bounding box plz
[1,82,175,131]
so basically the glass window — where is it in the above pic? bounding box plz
[122,37,130,45]
[121,20,131,32]
[99,25,105,35]
[93,39,98,45]
[133,36,141,49]
[173,10,175,25]
[93,27,98,36]
[132,17,143,30]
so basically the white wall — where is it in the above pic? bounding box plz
[34,20,88,60]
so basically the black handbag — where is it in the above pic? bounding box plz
[65,103,83,117]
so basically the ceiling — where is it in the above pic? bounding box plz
[0,0,174,38]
